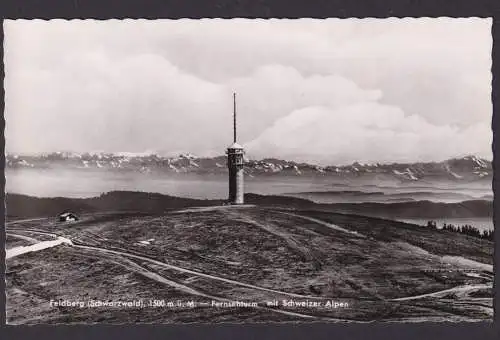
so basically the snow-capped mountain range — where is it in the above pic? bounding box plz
[5,152,492,182]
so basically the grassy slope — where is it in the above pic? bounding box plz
[6,189,494,323]
[6,203,493,323]
[293,209,493,265]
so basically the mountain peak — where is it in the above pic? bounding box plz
[5,152,492,182]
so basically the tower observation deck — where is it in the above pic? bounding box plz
[226,92,245,204]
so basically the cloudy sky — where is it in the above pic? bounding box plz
[4,18,492,165]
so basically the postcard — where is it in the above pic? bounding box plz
[4,18,493,324]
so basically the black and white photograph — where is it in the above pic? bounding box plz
[3,18,494,324]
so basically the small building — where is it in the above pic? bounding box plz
[58,212,79,222]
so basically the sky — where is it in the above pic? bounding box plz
[4,18,492,165]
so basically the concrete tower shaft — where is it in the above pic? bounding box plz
[227,92,244,204]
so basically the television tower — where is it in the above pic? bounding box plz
[227,92,245,204]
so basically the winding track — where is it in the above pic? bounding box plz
[6,212,493,320]
[6,232,40,244]
[390,283,492,302]
[7,228,324,300]
[8,227,493,305]
[72,249,327,321]
[275,211,366,238]
[6,229,350,321]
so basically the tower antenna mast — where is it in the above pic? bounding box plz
[233,92,237,143]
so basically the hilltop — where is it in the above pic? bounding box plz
[6,198,493,323]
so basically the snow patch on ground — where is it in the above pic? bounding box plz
[441,256,493,272]
[138,238,155,245]
[6,236,73,259]
[393,168,418,180]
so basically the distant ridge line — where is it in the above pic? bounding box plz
[5,191,493,220]
[5,152,492,168]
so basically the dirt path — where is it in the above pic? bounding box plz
[8,220,492,320]
[74,249,332,321]
[390,283,492,302]
[5,217,48,225]
[275,211,366,238]
[8,229,345,321]
[6,233,40,244]
[7,229,324,300]
[75,243,325,300]
[230,212,316,261]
